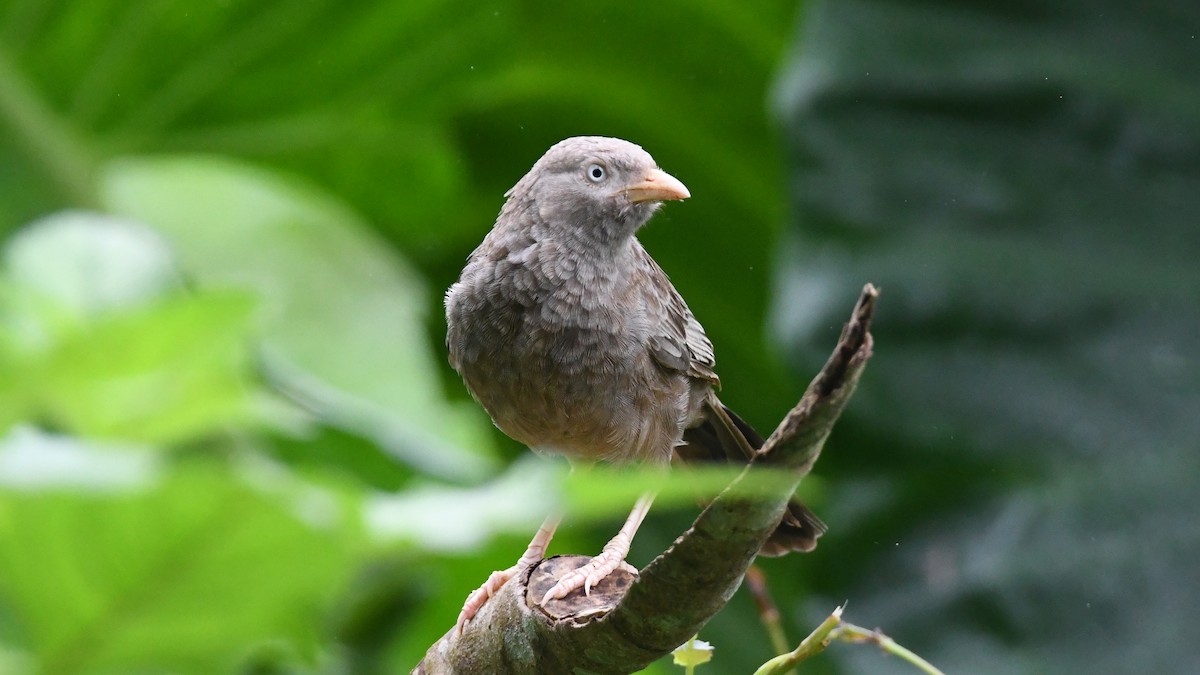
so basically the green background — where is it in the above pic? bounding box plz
[0,1,1195,673]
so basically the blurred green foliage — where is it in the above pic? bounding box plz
[0,1,805,672]
[1,0,1194,673]
[774,1,1200,673]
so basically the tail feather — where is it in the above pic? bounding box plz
[677,393,826,555]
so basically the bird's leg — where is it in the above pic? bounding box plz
[541,493,654,604]
[454,512,562,636]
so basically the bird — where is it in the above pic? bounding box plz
[445,136,825,634]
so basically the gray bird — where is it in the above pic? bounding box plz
[445,136,824,633]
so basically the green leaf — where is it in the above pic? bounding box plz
[3,211,180,318]
[99,156,496,479]
[39,291,259,443]
[0,429,363,675]
[0,213,261,443]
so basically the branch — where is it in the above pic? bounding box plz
[415,283,879,674]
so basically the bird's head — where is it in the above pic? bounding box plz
[506,136,690,248]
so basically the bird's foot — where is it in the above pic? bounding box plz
[455,566,519,636]
[540,551,638,605]
[455,513,563,636]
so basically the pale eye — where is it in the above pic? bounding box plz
[586,164,606,183]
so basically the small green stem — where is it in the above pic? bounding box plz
[752,605,843,675]
[831,623,946,675]
[753,606,945,675]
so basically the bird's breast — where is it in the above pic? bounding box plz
[446,245,685,463]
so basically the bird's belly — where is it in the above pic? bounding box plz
[460,323,687,465]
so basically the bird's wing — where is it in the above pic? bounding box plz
[638,246,720,386]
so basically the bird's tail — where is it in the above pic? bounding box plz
[675,392,826,556]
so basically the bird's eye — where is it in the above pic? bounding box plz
[586,164,606,183]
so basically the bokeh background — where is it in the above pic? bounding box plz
[1,1,1196,673]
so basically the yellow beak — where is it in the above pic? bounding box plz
[623,168,691,203]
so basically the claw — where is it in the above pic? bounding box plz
[454,513,563,637]
[538,495,653,606]
[455,567,517,636]
[539,547,632,605]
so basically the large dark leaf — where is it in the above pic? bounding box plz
[774,1,1200,672]
[0,2,817,671]
[0,0,807,433]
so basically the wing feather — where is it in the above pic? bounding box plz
[637,246,720,386]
